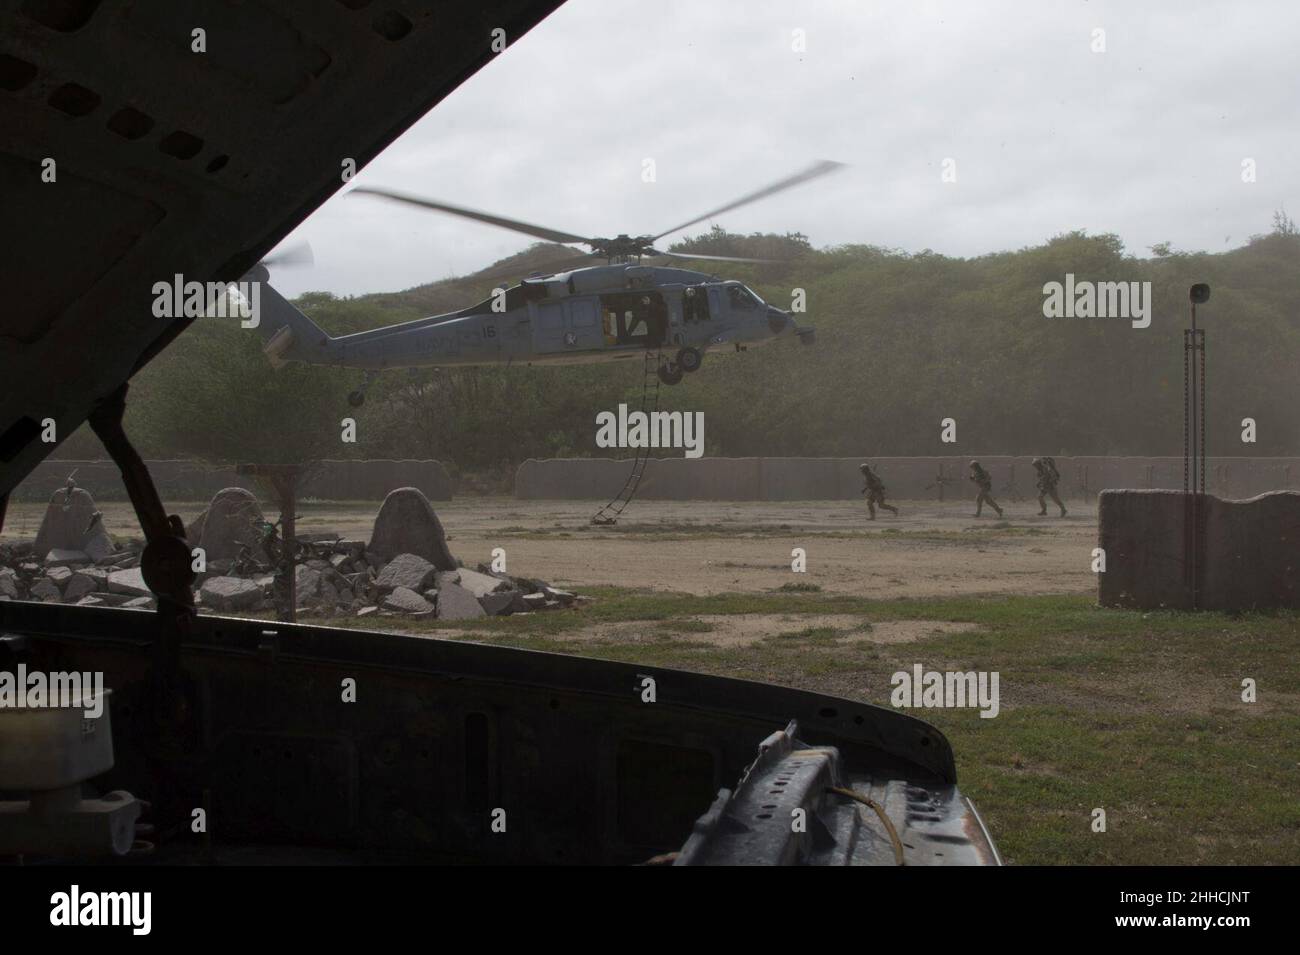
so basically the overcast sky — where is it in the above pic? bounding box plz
[269,0,1300,299]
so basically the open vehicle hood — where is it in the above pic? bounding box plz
[0,0,562,497]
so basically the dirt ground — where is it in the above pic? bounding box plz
[3,496,1098,601]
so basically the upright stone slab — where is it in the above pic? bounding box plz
[368,487,457,570]
[33,486,115,560]
[194,487,266,562]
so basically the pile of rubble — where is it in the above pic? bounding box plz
[0,539,154,610]
[0,479,155,610]
[0,484,588,620]
[196,547,584,619]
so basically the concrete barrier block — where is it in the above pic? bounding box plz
[1099,489,1300,611]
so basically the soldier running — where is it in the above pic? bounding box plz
[1033,456,1067,517]
[968,460,1003,518]
[859,463,898,520]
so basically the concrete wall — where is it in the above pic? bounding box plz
[10,459,453,503]
[516,456,1300,502]
[1098,489,1300,611]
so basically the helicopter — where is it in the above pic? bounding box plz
[248,160,843,406]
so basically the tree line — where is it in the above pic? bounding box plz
[51,219,1300,489]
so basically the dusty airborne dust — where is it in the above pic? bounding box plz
[408,498,1099,600]
[1,496,1098,601]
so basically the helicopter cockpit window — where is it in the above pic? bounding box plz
[727,285,759,311]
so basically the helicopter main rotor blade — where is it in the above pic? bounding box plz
[655,249,785,264]
[261,240,315,269]
[473,252,604,283]
[352,186,594,246]
[651,159,845,242]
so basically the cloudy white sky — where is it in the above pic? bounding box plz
[269,0,1300,298]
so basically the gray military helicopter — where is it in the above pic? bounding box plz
[250,160,842,406]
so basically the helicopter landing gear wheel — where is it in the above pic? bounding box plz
[348,370,379,408]
[657,362,684,386]
[676,346,703,373]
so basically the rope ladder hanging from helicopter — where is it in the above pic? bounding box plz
[591,348,663,525]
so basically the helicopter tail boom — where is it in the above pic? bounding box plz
[250,277,337,368]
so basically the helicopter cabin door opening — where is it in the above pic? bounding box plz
[600,291,669,348]
[683,285,711,323]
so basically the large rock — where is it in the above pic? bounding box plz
[83,525,116,563]
[63,574,97,602]
[77,567,109,591]
[47,565,74,586]
[1099,489,1300,611]
[375,553,437,594]
[381,586,434,614]
[30,578,61,601]
[32,486,115,561]
[479,589,522,616]
[193,488,266,562]
[436,581,485,620]
[367,488,457,569]
[86,592,135,607]
[295,565,323,601]
[108,567,152,597]
[45,548,89,567]
[455,567,512,599]
[200,576,264,612]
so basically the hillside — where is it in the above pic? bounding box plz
[51,222,1300,482]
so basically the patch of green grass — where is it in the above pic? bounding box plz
[773,581,822,593]
[324,591,1300,864]
[769,625,843,644]
[653,618,715,634]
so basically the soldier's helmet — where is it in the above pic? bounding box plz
[859,463,870,472]
[969,460,979,468]
[1032,456,1042,466]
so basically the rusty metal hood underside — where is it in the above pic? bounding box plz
[0,602,999,864]
[0,0,561,495]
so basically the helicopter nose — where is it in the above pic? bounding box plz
[767,307,791,335]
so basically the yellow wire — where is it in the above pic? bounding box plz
[827,785,906,866]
